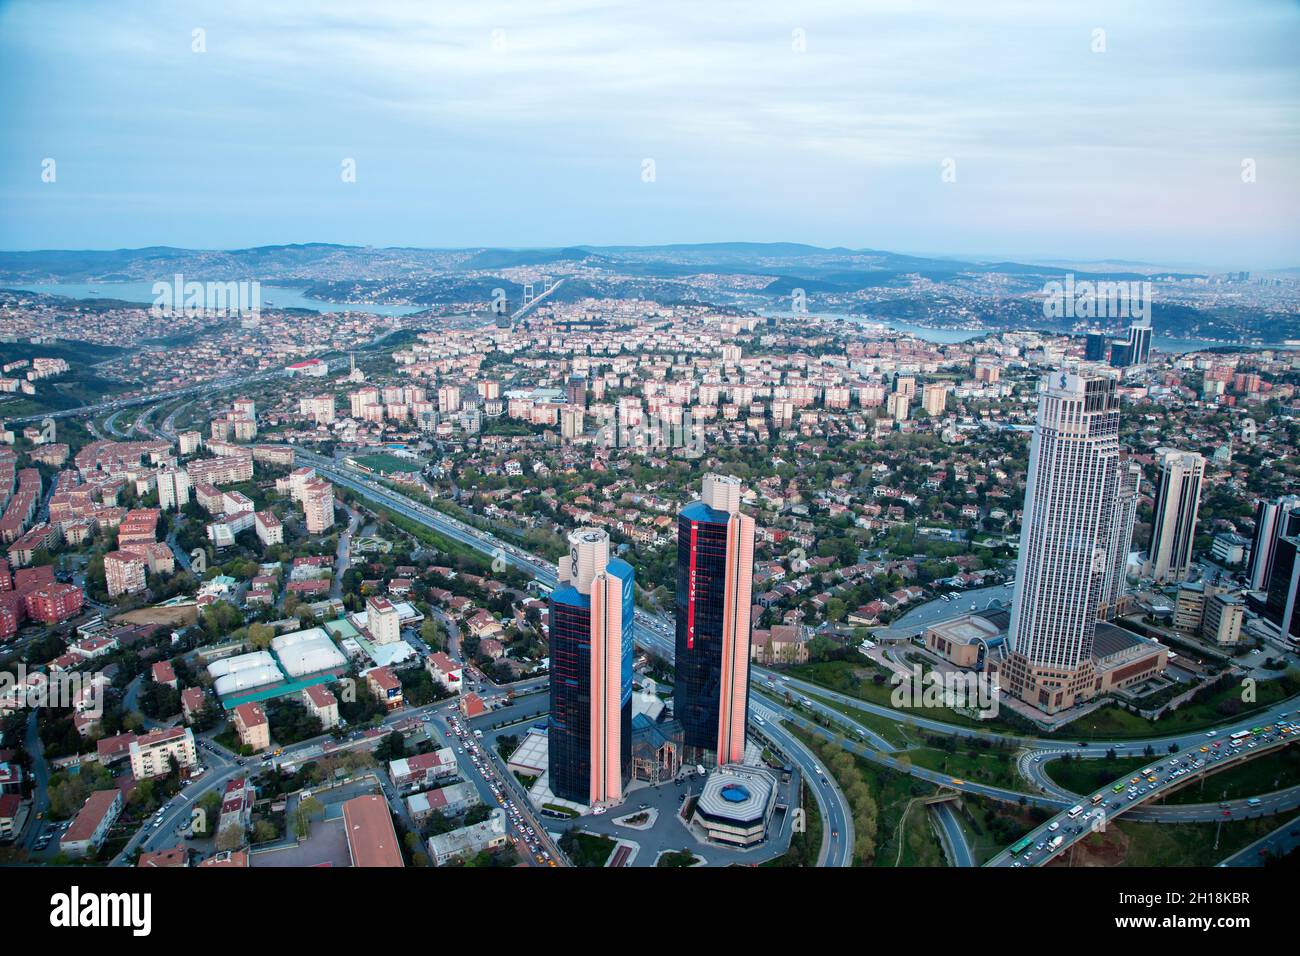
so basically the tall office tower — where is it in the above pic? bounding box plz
[1108,341,1132,368]
[1005,370,1121,714]
[1264,531,1300,646]
[1084,331,1110,363]
[1147,447,1205,585]
[1125,320,1152,366]
[1245,496,1300,591]
[1098,460,1141,620]
[674,474,755,766]
[548,528,634,805]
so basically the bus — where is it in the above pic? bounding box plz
[1111,783,1126,793]
[1009,836,1033,856]
[1230,730,1251,746]
[1067,805,1085,819]
[1091,794,1105,805]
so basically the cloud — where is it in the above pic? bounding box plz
[0,0,1296,264]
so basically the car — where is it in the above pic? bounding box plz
[1047,821,1060,831]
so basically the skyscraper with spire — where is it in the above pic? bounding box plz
[674,474,755,766]
[548,528,634,806]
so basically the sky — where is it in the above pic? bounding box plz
[1,0,1298,269]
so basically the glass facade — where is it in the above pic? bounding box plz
[548,592,593,802]
[674,501,732,759]
[547,556,635,803]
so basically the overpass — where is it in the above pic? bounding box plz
[289,448,854,866]
[987,729,1299,867]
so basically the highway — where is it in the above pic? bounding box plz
[1216,812,1300,866]
[761,668,1300,759]
[931,800,976,867]
[750,699,853,866]
[291,447,855,866]
[149,442,1300,868]
[1018,749,1300,823]
[987,726,1300,867]
[4,367,293,426]
[112,690,566,866]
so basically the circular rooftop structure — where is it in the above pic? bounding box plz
[720,783,750,803]
[694,767,776,828]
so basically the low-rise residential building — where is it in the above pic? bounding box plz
[426,808,508,865]
[181,686,207,724]
[425,651,463,693]
[387,748,457,792]
[60,789,123,857]
[302,683,339,730]
[129,727,198,780]
[232,701,271,752]
[151,660,177,688]
[138,845,188,868]
[366,666,403,710]
[405,782,481,822]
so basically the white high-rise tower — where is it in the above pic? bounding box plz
[1147,447,1205,585]
[1006,370,1122,714]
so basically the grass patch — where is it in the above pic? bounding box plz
[1061,817,1283,867]
[656,849,699,867]
[786,659,1037,736]
[905,745,1025,792]
[1054,673,1300,740]
[1159,745,1300,805]
[559,830,616,867]
[1043,754,1152,795]
[789,723,946,867]
[352,452,424,474]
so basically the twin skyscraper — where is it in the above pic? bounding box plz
[548,474,756,807]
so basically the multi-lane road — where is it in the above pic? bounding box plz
[98,440,1300,868]
[987,725,1300,867]
[291,448,855,866]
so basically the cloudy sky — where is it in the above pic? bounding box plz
[1,0,1297,267]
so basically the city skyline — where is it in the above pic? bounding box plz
[3,0,1299,897]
